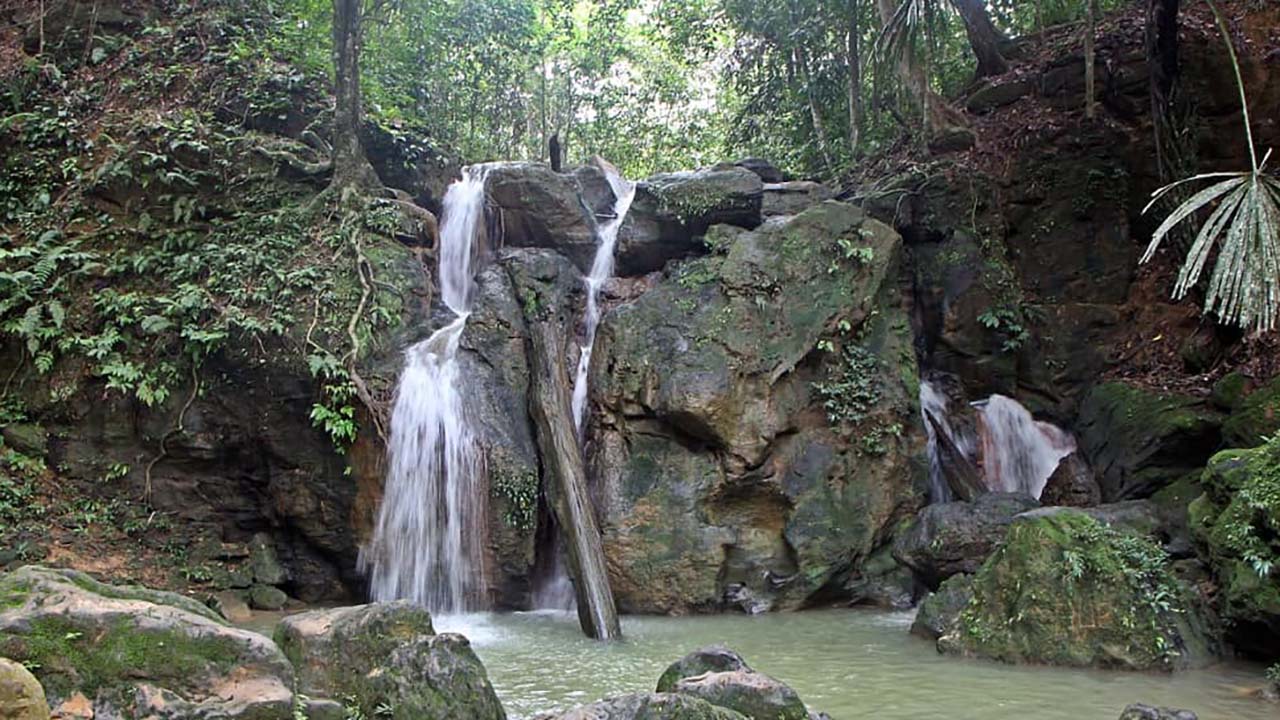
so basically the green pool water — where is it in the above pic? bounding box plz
[438,609,1273,720]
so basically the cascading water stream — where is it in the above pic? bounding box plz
[534,163,635,614]
[358,166,491,614]
[571,164,637,431]
[919,379,1075,501]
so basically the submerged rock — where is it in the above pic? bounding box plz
[541,693,747,720]
[1118,704,1198,720]
[274,602,505,720]
[939,510,1216,670]
[0,565,294,719]
[1187,439,1280,657]
[893,493,1039,590]
[0,657,49,720]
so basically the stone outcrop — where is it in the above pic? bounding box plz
[0,658,49,720]
[588,201,923,613]
[274,602,505,720]
[938,511,1217,670]
[893,493,1039,590]
[0,566,294,719]
[910,573,973,641]
[656,647,753,693]
[1187,439,1280,658]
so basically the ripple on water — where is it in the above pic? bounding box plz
[466,609,1274,720]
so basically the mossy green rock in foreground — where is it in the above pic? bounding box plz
[0,658,50,720]
[940,511,1216,670]
[1188,438,1280,657]
[274,603,505,720]
[0,566,294,718]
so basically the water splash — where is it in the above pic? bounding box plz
[919,380,964,503]
[975,395,1075,499]
[570,163,637,430]
[358,166,491,613]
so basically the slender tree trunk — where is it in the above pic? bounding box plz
[526,319,621,642]
[846,0,863,157]
[876,0,959,137]
[949,0,1008,78]
[1147,0,1182,178]
[330,0,380,196]
[1084,0,1097,119]
[1036,0,1044,34]
[796,46,834,174]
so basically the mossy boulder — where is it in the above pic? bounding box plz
[0,566,293,718]
[1222,376,1280,449]
[0,657,49,720]
[940,511,1215,670]
[671,672,808,720]
[545,693,747,720]
[590,201,922,612]
[1187,439,1280,658]
[274,603,505,720]
[1077,382,1223,501]
[911,573,974,640]
[893,493,1039,590]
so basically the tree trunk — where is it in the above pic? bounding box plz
[526,319,622,642]
[949,0,1009,78]
[330,0,380,196]
[1147,0,1182,177]
[846,0,863,157]
[1084,0,1098,119]
[796,46,834,174]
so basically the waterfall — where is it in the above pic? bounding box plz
[975,395,1075,499]
[570,164,637,431]
[919,379,1074,501]
[358,166,491,614]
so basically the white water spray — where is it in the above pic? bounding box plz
[571,164,637,430]
[920,380,965,503]
[359,166,491,613]
[975,395,1075,499]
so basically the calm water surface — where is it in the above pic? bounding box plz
[437,609,1272,720]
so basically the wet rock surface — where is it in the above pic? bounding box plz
[893,493,1039,590]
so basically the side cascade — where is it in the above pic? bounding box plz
[535,161,636,614]
[919,379,1074,501]
[358,165,491,614]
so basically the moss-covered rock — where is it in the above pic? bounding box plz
[911,573,974,640]
[893,493,1039,590]
[274,603,505,720]
[0,657,49,720]
[1222,376,1280,449]
[1187,439,1280,658]
[671,672,808,720]
[656,647,752,693]
[0,566,293,718]
[940,511,1215,670]
[1077,382,1223,501]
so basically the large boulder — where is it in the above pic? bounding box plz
[541,693,747,720]
[274,603,505,720]
[939,510,1217,670]
[589,201,922,612]
[485,162,601,271]
[671,672,807,720]
[761,182,834,218]
[617,165,763,275]
[893,493,1040,589]
[656,647,752,693]
[0,658,49,720]
[0,566,294,718]
[1077,382,1223,501]
[1187,439,1280,658]
[1039,452,1102,507]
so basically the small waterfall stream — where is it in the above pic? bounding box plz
[359,166,491,613]
[919,379,1075,501]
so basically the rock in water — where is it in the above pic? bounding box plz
[1118,704,1198,720]
[0,565,293,719]
[911,574,974,640]
[893,493,1039,589]
[274,603,505,720]
[938,511,1217,670]
[656,647,752,693]
[0,658,49,720]
[541,693,747,720]
[672,672,808,720]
